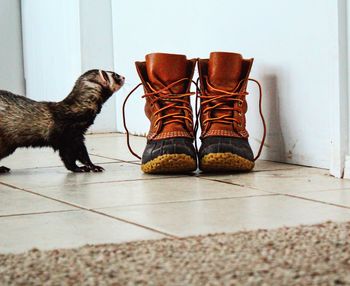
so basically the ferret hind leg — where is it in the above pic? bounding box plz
[0,142,15,173]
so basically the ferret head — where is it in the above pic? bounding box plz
[60,70,124,128]
[80,69,125,93]
[65,69,125,115]
[69,69,125,105]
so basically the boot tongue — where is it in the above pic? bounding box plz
[146,53,188,93]
[145,53,190,135]
[208,52,243,91]
[207,52,244,133]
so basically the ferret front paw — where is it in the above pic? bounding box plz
[87,164,105,172]
[72,166,92,173]
[0,166,10,173]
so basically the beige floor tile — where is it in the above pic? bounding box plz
[201,167,350,194]
[30,177,269,209]
[86,133,145,162]
[0,185,74,216]
[253,160,303,171]
[294,189,350,208]
[2,132,348,253]
[0,162,180,190]
[0,210,165,253]
[0,147,118,170]
[98,195,350,237]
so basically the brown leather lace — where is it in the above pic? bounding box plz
[195,78,266,161]
[200,78,247,125]
[122,78,194,160]
[122,83,143,159]
[144,78,194,127]
[249,78,267,161]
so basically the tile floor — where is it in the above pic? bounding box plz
[1,133,350,253]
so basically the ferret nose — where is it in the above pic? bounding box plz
[115,73,125,80]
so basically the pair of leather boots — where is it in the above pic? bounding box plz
[124,52,266,174]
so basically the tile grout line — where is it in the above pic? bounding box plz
[197,177,268,193]
[197,177,247,188]
[88,153,140,165]
[198,177,350,195]
[90,154,303,173]
[93,193,279,211]
[89,209,179,239]
[202,179,350,210]
[280,193,350,210]
[194,177,350,209]
[196,167,305,178]
[0,182,179,239]
[250,168,302,173]
[0,209,79,218]
[1,175,189,190]
[45,175,188,188]
[3,160,125,171]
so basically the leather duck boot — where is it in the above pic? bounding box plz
[124,53,197,174]
[197,52,266,172]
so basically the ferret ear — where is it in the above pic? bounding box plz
[98,70,110,87]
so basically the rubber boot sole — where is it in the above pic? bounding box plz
[141,154,197,174]
[199,152,254,172]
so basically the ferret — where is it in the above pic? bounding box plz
[0,69,124,173]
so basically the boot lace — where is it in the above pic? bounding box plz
[194,78,266,161]
[122,78,195,159]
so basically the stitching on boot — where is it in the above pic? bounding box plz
[204,129,249,138]
[151,131,192,140]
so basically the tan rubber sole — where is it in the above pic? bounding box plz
[141,154,197,174]
[200,152,254,172]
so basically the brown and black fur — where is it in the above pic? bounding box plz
[0,69,124,173]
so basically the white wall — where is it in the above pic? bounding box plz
[0,0,25,95]
[19,0,343,169]
[21,0,82,102]
[112,0,338,169]
[80,0,116,132]
[21,0,117,132]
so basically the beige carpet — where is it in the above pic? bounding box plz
[1,221,350,286]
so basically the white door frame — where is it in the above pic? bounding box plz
[334,0,350,178]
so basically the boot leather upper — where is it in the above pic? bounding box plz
[198,52,253,139]
[135,53,196,141]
